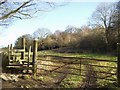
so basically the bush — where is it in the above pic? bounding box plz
[74,30,107,52]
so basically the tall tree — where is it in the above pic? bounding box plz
[14,34,33,51]
[118,1,120,43]
[90,2,118,51]
[65,25,76,33]
[32,28,52,39]
[114,1,120,43]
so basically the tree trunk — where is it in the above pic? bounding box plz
[105,29,111,52]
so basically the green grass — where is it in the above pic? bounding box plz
[6,50,118,88]
[38,50,117,61]
[9,50,117,61]
[58,75,83,88]
[36,50,118,88]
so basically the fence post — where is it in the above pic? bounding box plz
[117,43,120,87]
[10,44,13,55]
[8,45,10,63]
[10,44,15,61]
[27,46,31,73]
[80,59,81,75]
[21,37,25,60]
[32,39,38,78]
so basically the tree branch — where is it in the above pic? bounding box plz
[12,15,22,19]
[18,11,32,18]
[0,0,7,5]
[0,0,32,20]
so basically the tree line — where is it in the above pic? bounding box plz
[14,25,117,53]
[12,1,120,53]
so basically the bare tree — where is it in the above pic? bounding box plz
[115,1,120,43]
[118,1,120,43]
[90,2,118,51]
[0,0,58,26]
[32,28,52,39]
[14,34,33,51]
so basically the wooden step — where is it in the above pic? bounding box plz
[6,65,33,70]
[8,63,33,66]
[11,49,25,53]
[8,63,23,66]
[7,63,34,66]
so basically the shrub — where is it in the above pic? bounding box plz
[75,30,107,52]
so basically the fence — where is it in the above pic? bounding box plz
[5,37,120,87]
[36,55,117,87]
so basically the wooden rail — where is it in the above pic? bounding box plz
[39,63,116,75]
[40,63,115,73]
[38,68,116,81]
[37,55,117,83]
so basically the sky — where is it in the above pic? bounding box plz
[0,1,116,47]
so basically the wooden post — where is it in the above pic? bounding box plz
[27,46,31,73]
[117,1,120,87]
[117,43,120,87]
[32,39,38,78]
[8,45,10,64]
[10,44,15,61]
[80,60,81,75]
[10,44,13,55]
[21,37,25,60]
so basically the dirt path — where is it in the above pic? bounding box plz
[1,73,47,88]
[1,64,70,89]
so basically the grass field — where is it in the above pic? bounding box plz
[3,49,118,88]
[38,50,117,60]
[36,50,118,88]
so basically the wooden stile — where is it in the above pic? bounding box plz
[7,37,38,74]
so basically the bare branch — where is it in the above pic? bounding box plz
[0,0,64,26]
[0,0,7,5]
[12,15,22,19]
[0,0,31,20]
[22,3,36,8]
[18,11,32,18]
